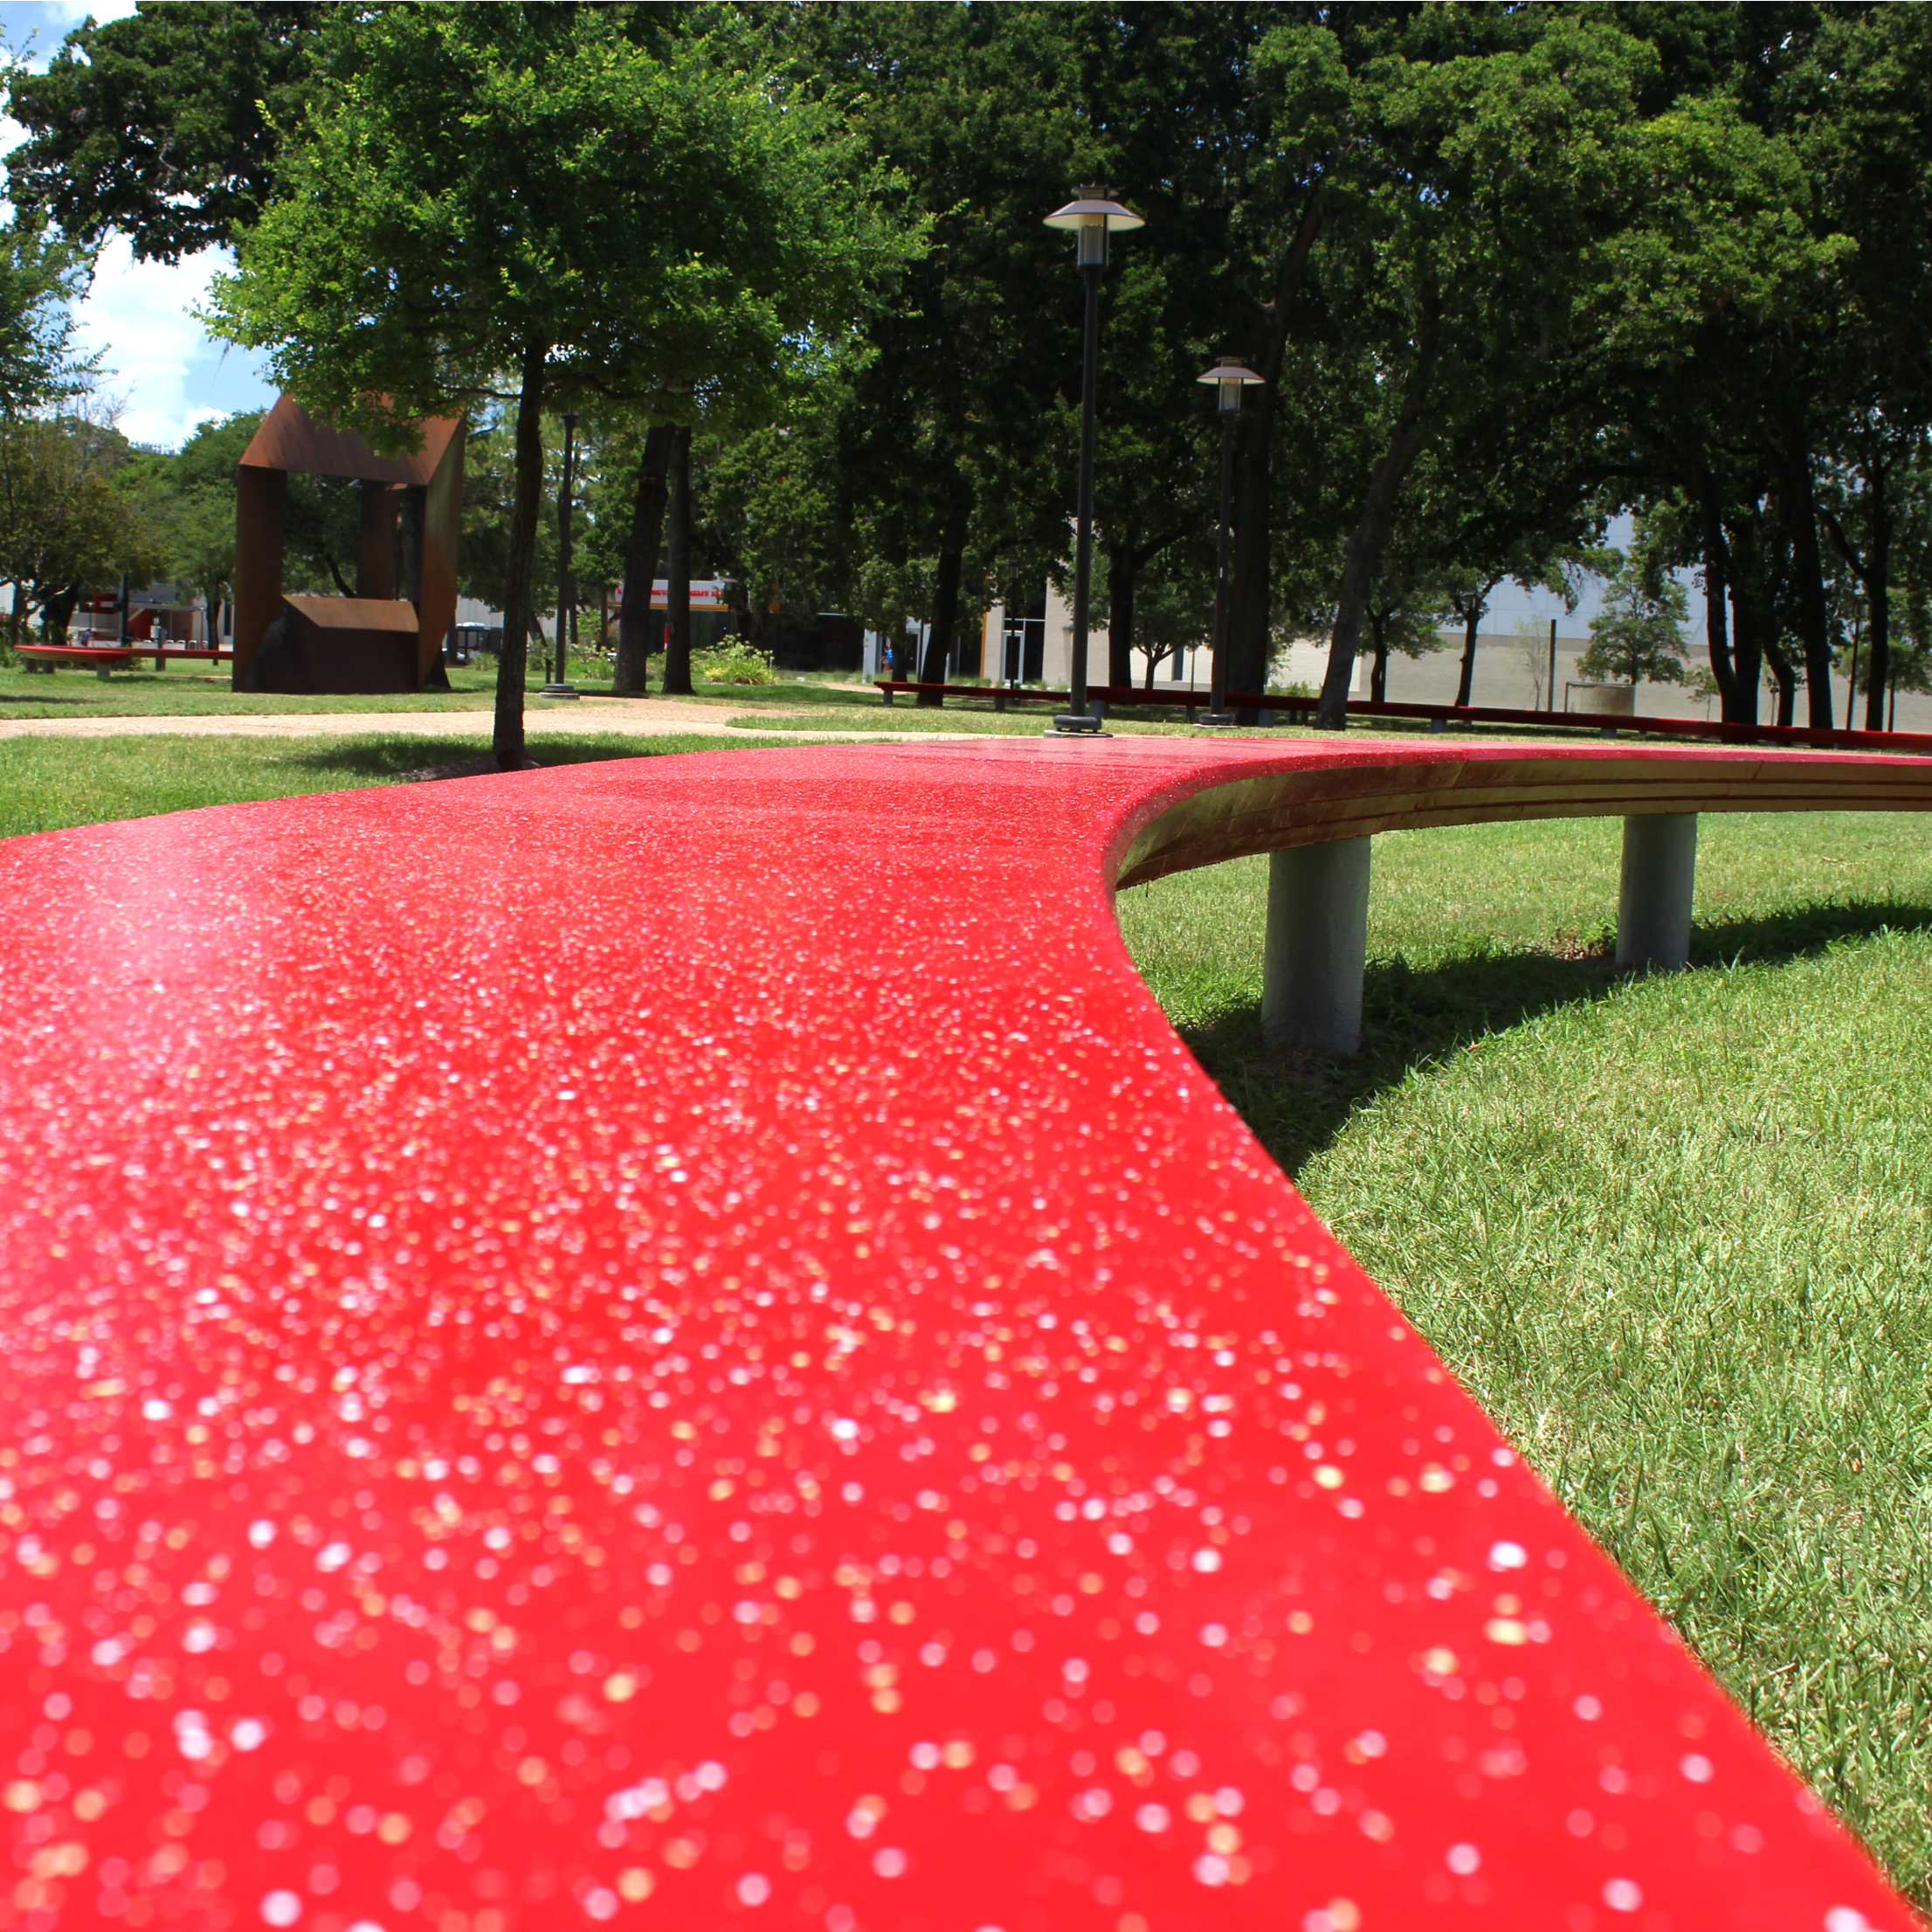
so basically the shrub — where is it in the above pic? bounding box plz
[693,639,778,685]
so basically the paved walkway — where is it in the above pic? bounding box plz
[0,697,966,743]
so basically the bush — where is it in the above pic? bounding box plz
[693,639,778,685]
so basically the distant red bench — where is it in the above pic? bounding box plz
[16,643,234,675]
[875,679,1245,714]
[876,680,1932,754]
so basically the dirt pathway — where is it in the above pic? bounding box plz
[0,698,966,744]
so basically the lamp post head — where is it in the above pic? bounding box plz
[1045,186,1144,268]
[1197,355,1265,415]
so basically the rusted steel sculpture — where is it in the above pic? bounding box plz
[233,397,464,694]
[0,736,1926,1932]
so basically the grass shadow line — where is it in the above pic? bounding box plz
[1180,898,1932,1179]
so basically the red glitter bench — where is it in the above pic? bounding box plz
[0,737,1925,1932]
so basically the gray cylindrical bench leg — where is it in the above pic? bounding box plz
[1616,813,1697,969]
[1263,838,1372,1053]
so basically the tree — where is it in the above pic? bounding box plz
[786,3,1087,707]
[0,411,162,641]
[0,218,98,417]
[1308,12,1668,728]
[1124,543,1213,689]
[1577,523,1691,687]
[5,3,323,264]
[210,3,907,764]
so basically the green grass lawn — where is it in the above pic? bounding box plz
[0,659,845,718]
[0,730,758,838]
[1121,810,1932,1904]
[6,735,1929,1899]
[0,655,1521,737]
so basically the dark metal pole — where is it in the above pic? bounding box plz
[1208,411,1236,721]
[558,413,576,682]
[543,413,580,697]
[1548,617,1557,714]
[1056,260,1104,732]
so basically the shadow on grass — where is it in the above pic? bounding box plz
[1183,897,1932,1179]
[277,737,658,784]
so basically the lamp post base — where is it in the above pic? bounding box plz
[1191,710,1239,728]
[540,683,581,700]
[1047,712,1109,736]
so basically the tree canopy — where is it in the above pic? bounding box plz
[11,1,1932,733]
[207,1,913,760]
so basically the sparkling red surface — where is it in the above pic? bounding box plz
[0,736,1923,1932]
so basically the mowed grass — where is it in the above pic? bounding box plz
[1120,811,1932,1901]
[0,731,758,838]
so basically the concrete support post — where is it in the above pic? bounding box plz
[1263,837,1372,1054]
[1616,813,1698,969]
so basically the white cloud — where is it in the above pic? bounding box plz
[71,234,276,450]
[3,1,273,449]
[1,1,138,72]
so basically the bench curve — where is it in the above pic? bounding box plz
[0,735,1926,1932]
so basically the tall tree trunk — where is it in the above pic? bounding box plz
[1369,607,1390,703]
[613,424,673,694]
[1452,593,1482,707]
[1763,630,1797,727]
[1770,390,1834,728]
[1228,184,1327,721]
[1318,274,1440,730]
[917,542,963,707]
[660,425,694,696]
[1862,453,1890,731]
[1725,509,1766,727]
[1696,473,1737,719]
[493,337,549,768]
[1107,538,1136,690]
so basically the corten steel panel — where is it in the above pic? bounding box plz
[231,463,287,689]
[252,593,423,696]
[240,392,462,487]
[0,738,1928,1932]
[355,483,398,602]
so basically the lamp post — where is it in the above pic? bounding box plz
[1043,186,1142,735]
[542,411,580,699]
[1194,356,1264,728]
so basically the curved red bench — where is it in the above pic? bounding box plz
[2,738,1927,1932]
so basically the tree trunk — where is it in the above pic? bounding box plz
[493,337,549,768]
[1696,474,1737,719]
[1453,596,1481,707]
[613,424,673,694]
[917,543,962,707]
[1107,538,1136,690]
[44,583,79,640]
[1369,607,1390,703]
[660,424,694,696]
[1724,509,1766,727]
[1318,275,1439,730]
[1763,630,1797,727]
[1862,453,1890,731]
[1770,394,1833,728]
[1229,184,1327,722]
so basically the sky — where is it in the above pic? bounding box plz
[1,0,277,450]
